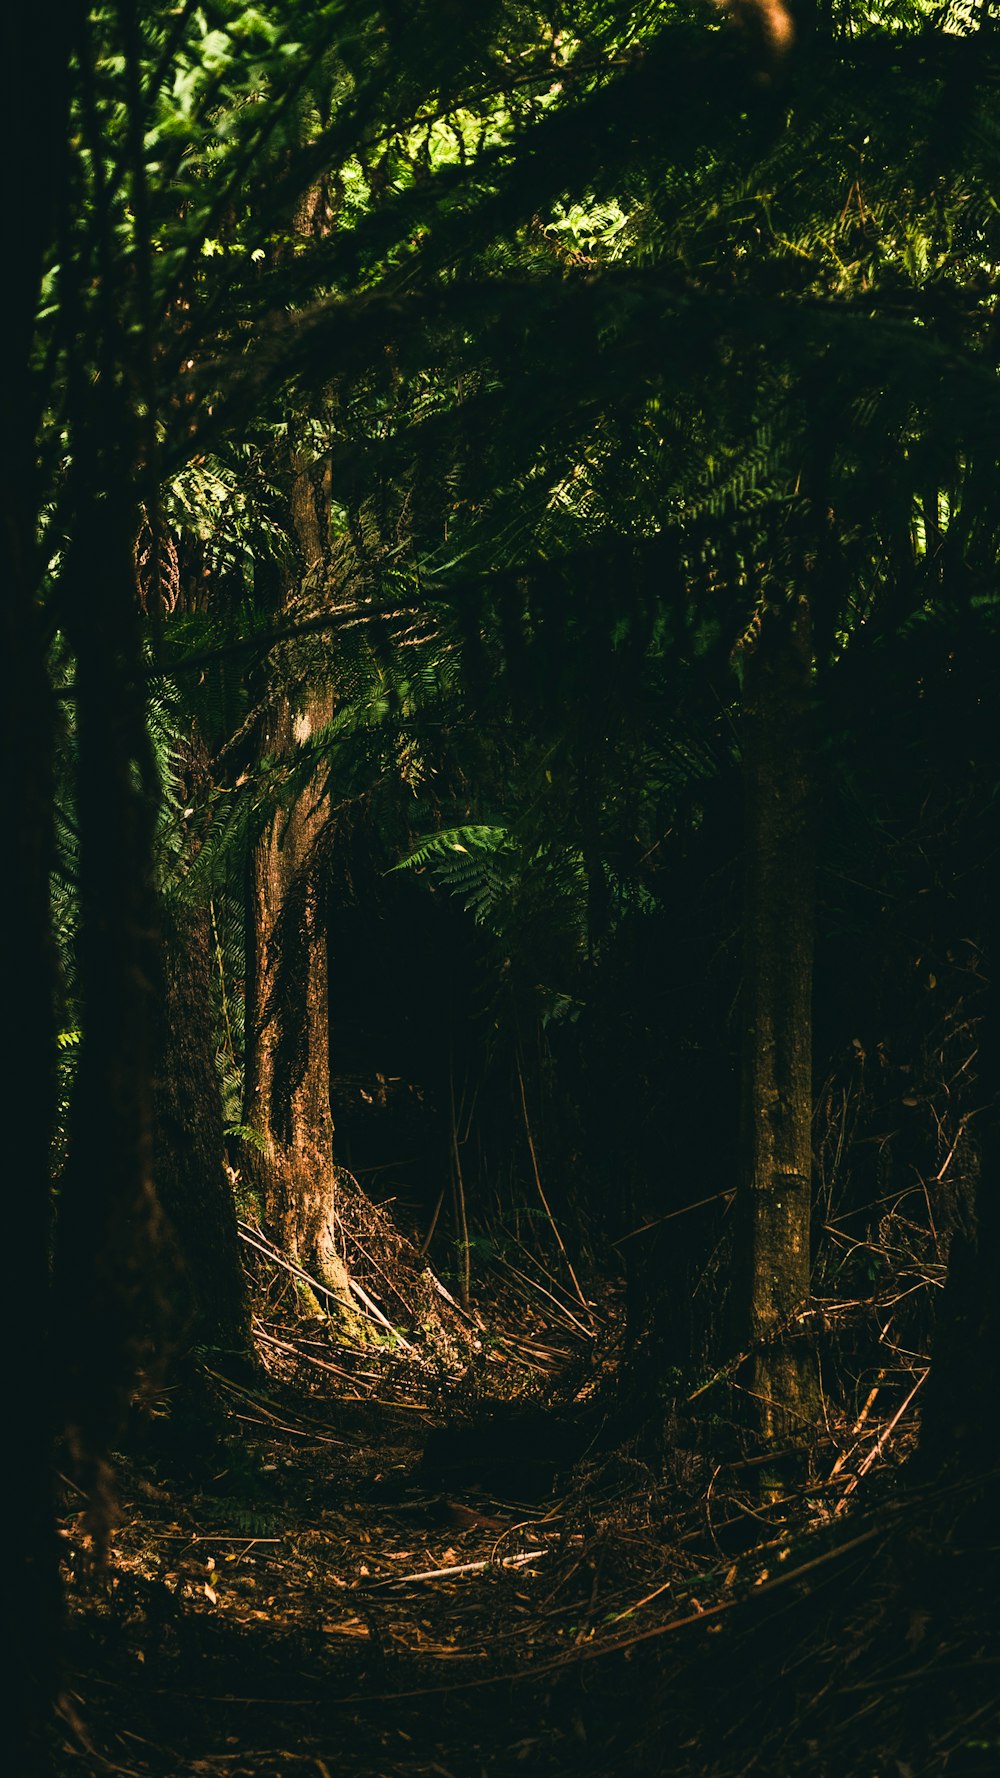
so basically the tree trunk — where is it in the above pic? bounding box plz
[55,501,172,1489]
[148,532,252,1367]
[6,8,74,1760]
[244,688,356,1317]
[738,591,819,1452]
[4,406,61,1778]
[153,888,252,1361]
[243,443,364,1332]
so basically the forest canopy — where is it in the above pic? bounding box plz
[6,1,999,1774]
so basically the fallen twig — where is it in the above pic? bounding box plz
[364,1548,549,1587]
[834,1370,928,1513]
[516,1057,593,1323]
[494,1259,596,1340]
[254,1322,371,1385]
[239,1220,415,1351]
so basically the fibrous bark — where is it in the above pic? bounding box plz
[243,441,364,1334]
[245,686,361,1322]
[738,591,819,1449]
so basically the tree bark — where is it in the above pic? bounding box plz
[244,688,357,1316]
[153,886,252,1360]
[149,528,253,1367]
[738,591,819,1451]
[243,444,363,1331]
[5,7,75,1760]
[4,398,61,1778]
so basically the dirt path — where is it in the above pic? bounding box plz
[53,1326,997,1778]
[56,1353,654,1777]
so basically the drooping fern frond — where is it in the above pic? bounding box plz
[393,824,514,873]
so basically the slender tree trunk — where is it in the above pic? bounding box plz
[243,444,363,1331]
[738,591,819,1451]
[244,686,358,1318]
[919,883,1000,1471]
[241,176,365,1329]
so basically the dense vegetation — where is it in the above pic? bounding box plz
[7,1,998,1772]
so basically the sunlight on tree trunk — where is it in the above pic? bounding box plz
[244,688,361,1328]
[243,435,365,1337]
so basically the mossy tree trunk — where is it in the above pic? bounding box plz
[738,590,820,1451]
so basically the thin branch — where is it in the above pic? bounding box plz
[364,1549,548,1588]
[515,1056,592,1320]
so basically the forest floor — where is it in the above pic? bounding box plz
[52,1272,999,1778]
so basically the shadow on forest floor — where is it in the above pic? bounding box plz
[52,1283,999,1778]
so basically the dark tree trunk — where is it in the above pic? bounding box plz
[919,1156,999,1469]
[54,495,172,1494]
[5,7,83,1762]
[149,536,252,1367]
[737,592,819,1452]
[154,889,252,1360]
[4,417,61,1778]
[52,51,174,1517]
